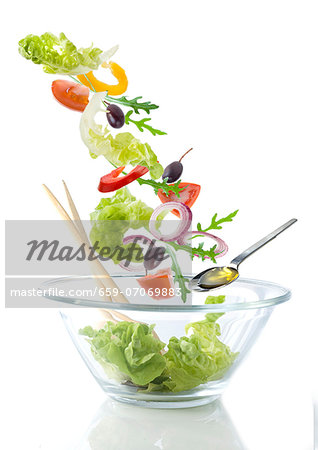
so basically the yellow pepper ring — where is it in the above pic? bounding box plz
[77,61,128,95]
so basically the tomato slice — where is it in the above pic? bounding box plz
[51,80,89,112]
[137,268,174,300]
[157,183,201,217]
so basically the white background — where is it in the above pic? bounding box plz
[1,1,317,449]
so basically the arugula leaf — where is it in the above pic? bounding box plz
[125,111,167,136]
[108,163,186,197]
[192,242,219,262]
[104,93,159,114]
[137,178,186,198]
[167,241,219,263]
[197,209,239,232]
[165,246,190,303]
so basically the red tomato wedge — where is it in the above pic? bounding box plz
[137,268,174,300]
[157,183,201,217]
[51,80,89,112]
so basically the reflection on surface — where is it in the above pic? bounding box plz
[76,398,246,450]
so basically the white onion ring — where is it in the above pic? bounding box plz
[149,202,192,242]
[177,231,228,259]
[118,235,154,272]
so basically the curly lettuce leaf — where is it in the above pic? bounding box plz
[80,296,237,393]
[80,322,166,386]
[156,320,236,392]
[90,187,153,264]
[18,32,117,75]
[147,300,237,393]
[80,93,163,179]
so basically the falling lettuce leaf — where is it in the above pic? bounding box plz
[204,294,226,322]
[80,93,163,179]
[90,187,153,264]
[18,32,117,75]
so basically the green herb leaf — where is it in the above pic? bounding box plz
[125,111,167,136]
[197,209,239,232]
[109,163,185,197]
[167,241,219,263]
[104,94,159,114]
[191,243,219,262]
[137,178,186,198]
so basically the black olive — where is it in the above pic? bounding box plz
[162,161,183,183]
[162,148,193,183]
[106,104,125,128]
[144,246,166,271]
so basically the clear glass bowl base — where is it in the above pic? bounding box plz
[110,394,220,409]
[96,378,227,409]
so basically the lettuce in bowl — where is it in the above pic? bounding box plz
[80,321,166,386]
[80,296,238,392]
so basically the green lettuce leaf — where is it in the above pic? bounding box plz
[147,297,237,393]
[204,295,226,305]
[80,296,237,393]
[80,93,163,179]
[90,187,153,264]
[18,32,116,75]
[80,322,166,386]
[153,318,236,392]
[204,294,226,322]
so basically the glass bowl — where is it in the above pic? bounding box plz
[43,276,291,408]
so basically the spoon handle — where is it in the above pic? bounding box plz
[230,218,297,268]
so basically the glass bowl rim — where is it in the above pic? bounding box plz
[41,276,291,312]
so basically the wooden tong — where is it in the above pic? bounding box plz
[43,181,160,339]
[43,181,134,323]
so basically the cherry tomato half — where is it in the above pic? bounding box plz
[51,80,89,112]
[157,182,201,217]
[137,268,174,300]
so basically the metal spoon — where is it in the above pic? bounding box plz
[189,218,297,291]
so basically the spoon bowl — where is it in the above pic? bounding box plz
[189,266,239,291]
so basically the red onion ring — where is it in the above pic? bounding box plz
[149,202,192,242]
[177,231,228,259]
[118,235,154,272]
